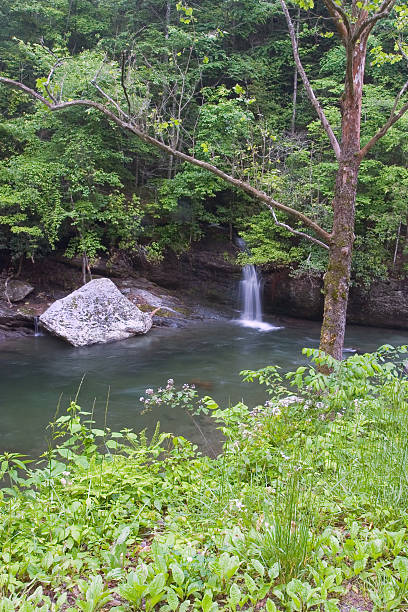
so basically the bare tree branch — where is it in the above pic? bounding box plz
[359,40,408,158]
[90,70,131,122]
[322,0,351,42]
[399,38,408,63]
[121,53,132,117]
[359,100,408,158]
[44,58,66,103]
[267,204,330,249]
[37,40,68,103]
[0,76,332,243]
[280,0,341,160]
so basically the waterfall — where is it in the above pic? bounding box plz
[240,264,263,324]
[33,316,42,337]
[236,237,282,332]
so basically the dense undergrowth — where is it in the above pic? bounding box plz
[2,347,408,611]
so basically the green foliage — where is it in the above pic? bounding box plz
[0,109,143,261]
[237,211,304,266]
[1,0,407,280]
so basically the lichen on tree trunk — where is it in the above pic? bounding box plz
[320,159,360,360]
[319,30,367,360]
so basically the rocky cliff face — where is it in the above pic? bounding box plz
[263,270,323,321]
[0,302,33,339]
[139,232,241,308]
[139,237,408,330]
[263,270,408,329]
[348,279,408,328]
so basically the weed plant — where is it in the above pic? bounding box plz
[1,347,408,610]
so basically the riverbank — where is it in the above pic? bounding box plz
[1,229,408,343]
[0,258,232,342]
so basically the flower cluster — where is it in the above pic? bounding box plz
[277,395,302,408]
[265,400,282,416]
[230,498,244,510]
[60,470,72,487]
[139,379,198,413]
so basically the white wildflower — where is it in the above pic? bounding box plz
[279,395,302,408]
[230,499,244,510]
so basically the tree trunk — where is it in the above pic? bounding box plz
[319,35,367,359]
[290,9,300,136]
[320,158,359,359]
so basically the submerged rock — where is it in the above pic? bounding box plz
[40,278,152,346]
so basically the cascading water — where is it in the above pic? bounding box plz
[240,264,263,325]
[236,238,282,331]
[33,316,42,337]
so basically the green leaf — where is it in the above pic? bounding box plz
[201,590,213,612]
[166,588,179,611]
[251,559,265,577]
[266,599,277,612]
[229,583,242,607]
[148,573,167,597]
[268,562,280,580]
[115,526,131,547]
[244,572,256,594]
[170,563,184,586]
[393,556,408,582]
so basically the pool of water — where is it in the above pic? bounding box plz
[1,316,407,457]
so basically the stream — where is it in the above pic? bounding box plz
[1,317,407,458]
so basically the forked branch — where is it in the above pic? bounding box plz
[352,0,396,42]
[323,0,351,42]
[267,205,330,250]
[359,100,408,159]
[359,42,408,158]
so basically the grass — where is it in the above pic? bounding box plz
[1,347,408,610]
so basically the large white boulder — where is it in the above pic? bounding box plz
[40,278,152,346]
